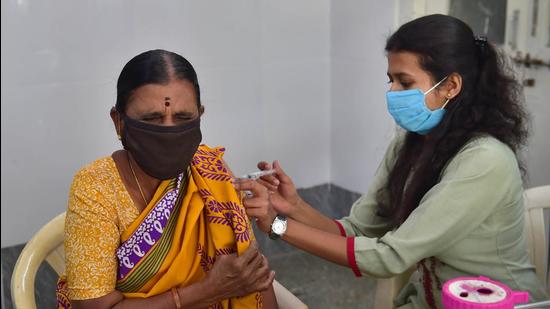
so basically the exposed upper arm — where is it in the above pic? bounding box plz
[71,290,123,309]
[261,284,278,309]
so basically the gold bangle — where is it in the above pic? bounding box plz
[171,287,182,309]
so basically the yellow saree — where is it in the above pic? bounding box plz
[57,145,261,308]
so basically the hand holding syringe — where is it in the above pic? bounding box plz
[238,169,276,180]
[235,161,299,223]
[236,169,276,197]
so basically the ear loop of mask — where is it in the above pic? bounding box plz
[424,76,449,110]
[441,98,450,109]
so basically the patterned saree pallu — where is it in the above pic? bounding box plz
[57,145,261,309]
[115,172,188,292]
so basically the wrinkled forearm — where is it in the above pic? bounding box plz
[72,279,218,309]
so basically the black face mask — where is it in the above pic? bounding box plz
[121,114,202,180]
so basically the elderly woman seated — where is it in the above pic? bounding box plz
[56,49,277,309]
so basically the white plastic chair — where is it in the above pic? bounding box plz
[11,212,308,309]
[373,267,415,309]
[523,185,550,294]
[11,212,66,309]
[373,185,550,308]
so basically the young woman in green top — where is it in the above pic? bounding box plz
[236,14,548,308]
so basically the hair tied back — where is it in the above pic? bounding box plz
[474,35,489,61]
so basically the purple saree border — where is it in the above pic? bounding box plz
[115,174,183,280]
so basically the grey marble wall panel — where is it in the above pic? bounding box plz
[270,251,376,308]
[2,245,57,309]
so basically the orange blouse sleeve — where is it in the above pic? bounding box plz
[64,165,120,300]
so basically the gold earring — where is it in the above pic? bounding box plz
[447,93,452,98]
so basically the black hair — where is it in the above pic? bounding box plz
[115,49,201,113]
[379,14,528,226]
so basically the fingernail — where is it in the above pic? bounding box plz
[273,179,280,185]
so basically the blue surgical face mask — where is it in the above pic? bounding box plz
[386,76,449,135]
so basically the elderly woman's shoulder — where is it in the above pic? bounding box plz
[196,144,227,157]
[72,156,118,184]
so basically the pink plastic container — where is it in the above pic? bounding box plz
[442,276,529,309]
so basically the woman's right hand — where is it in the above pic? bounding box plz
[203,241,275,301]
[257,160,303,217]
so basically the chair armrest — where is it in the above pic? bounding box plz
[273,279,308,309]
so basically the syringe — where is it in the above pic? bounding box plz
[238,169,276,180]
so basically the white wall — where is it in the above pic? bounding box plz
[1,0,331,247]
[330,0,397,193]
[2,1,548,248]
[258,1,331,190]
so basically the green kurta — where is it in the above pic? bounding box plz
[337,135,548,308]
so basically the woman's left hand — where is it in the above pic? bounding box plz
[233,179,277,233]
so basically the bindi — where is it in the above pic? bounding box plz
[164,97,170,107]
